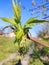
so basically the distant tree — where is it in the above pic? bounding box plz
[38,22,49,40]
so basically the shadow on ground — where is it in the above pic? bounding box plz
[15,59,22,65]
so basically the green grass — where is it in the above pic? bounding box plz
[0,35,32,62]
[29,58,44,65]
[3,55,21,65]
[0,35,17,61]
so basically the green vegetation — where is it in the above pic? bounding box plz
[3,55,21,65]
[0,35,32,61]
[29,58,44,65]
[0,35,17,61]
[29,42,49,65]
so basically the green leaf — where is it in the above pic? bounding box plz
[25,18,35,24]
[34,19,48,23]
[12,0,21,21]
[0,17,18,28]
[12,16,18,24]
[23,27,32,34]
[23,27,31,32]
[24,18,35,27]
[15,29,23,40]
[0,18,12,23]
[25,23,35,27]
[24,18,48,27]
[2,25,14,31]
[24,27,32,30]
[11,18,18,28]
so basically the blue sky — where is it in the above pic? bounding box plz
[0,0,49,37]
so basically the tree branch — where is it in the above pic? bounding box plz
[29,36,49,48]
